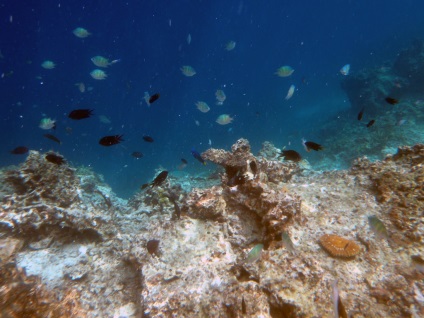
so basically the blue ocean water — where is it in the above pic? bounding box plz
[1,0,424,198]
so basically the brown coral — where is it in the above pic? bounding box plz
[319,234,360,258]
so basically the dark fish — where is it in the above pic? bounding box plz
[45,153,65,165]
[178,158,188,170]
[303,140,323,152]
[99,135,123,146]
[411,255,424,273]
[44,133,61,144]
[172,200,181,219]
[140,183,149,190]
[411,255,424,265]
[10,146,28,155]
[241,297,247,314]
[191,148,206,165]
[151,170,168,187]
[249,160,258,175]
[146,239,160,255]
[131,151,143,158]
[68,109,94,120]
[385,97,398,105]
[279,150,302,162]
[148,93,160,104]
[65,127,73,135]
[142,135,154,142]
[357,108,364,121]
[366,119,375,128]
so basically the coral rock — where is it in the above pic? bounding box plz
[5,150,80,208]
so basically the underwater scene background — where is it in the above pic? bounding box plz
[2,0,424,198]
[1,1,424,317]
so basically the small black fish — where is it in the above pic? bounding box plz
[132,151,143,158]
[249,160,258,175]
[303,141,323,152]
[152,170,168,187]
[140,183,149,190]
[148,93,160,104]
[99,135,123,146]
[142,135,154,143]
[68,109,94,120]
[44,133,61,144]
[357,107,364,121]
[280,150,302,162]
[178,158,188,170]
[45,153,65,165]
[366,119,375,128]
[10,146,28,155]
[191,148,206,165]
[385,97,398,105]
[146,239,160,255]
[411,255,424,265]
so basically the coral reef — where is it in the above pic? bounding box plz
[350,144,424,244]
[191,139,302,244]
[0,141,423,317]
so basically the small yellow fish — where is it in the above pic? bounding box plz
[75,82,85,93]
[39,117,56,130]
[368,215,389,241]
[225,41,236,51]
[73,27,91,38]
[285,84,295,100]
[195,101,210,113]
[91,56,120,68]
[216,114,233,125]
[90,69,107,80]
[243,244,263,264]
[99,115,111,124]
[275,65,294,77]
[41,60,55,69]
[180,65,196,77]
[215,89,226,105]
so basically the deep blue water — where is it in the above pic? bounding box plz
[1,1,424,197]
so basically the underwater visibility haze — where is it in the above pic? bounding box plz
[1,1,424,317]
